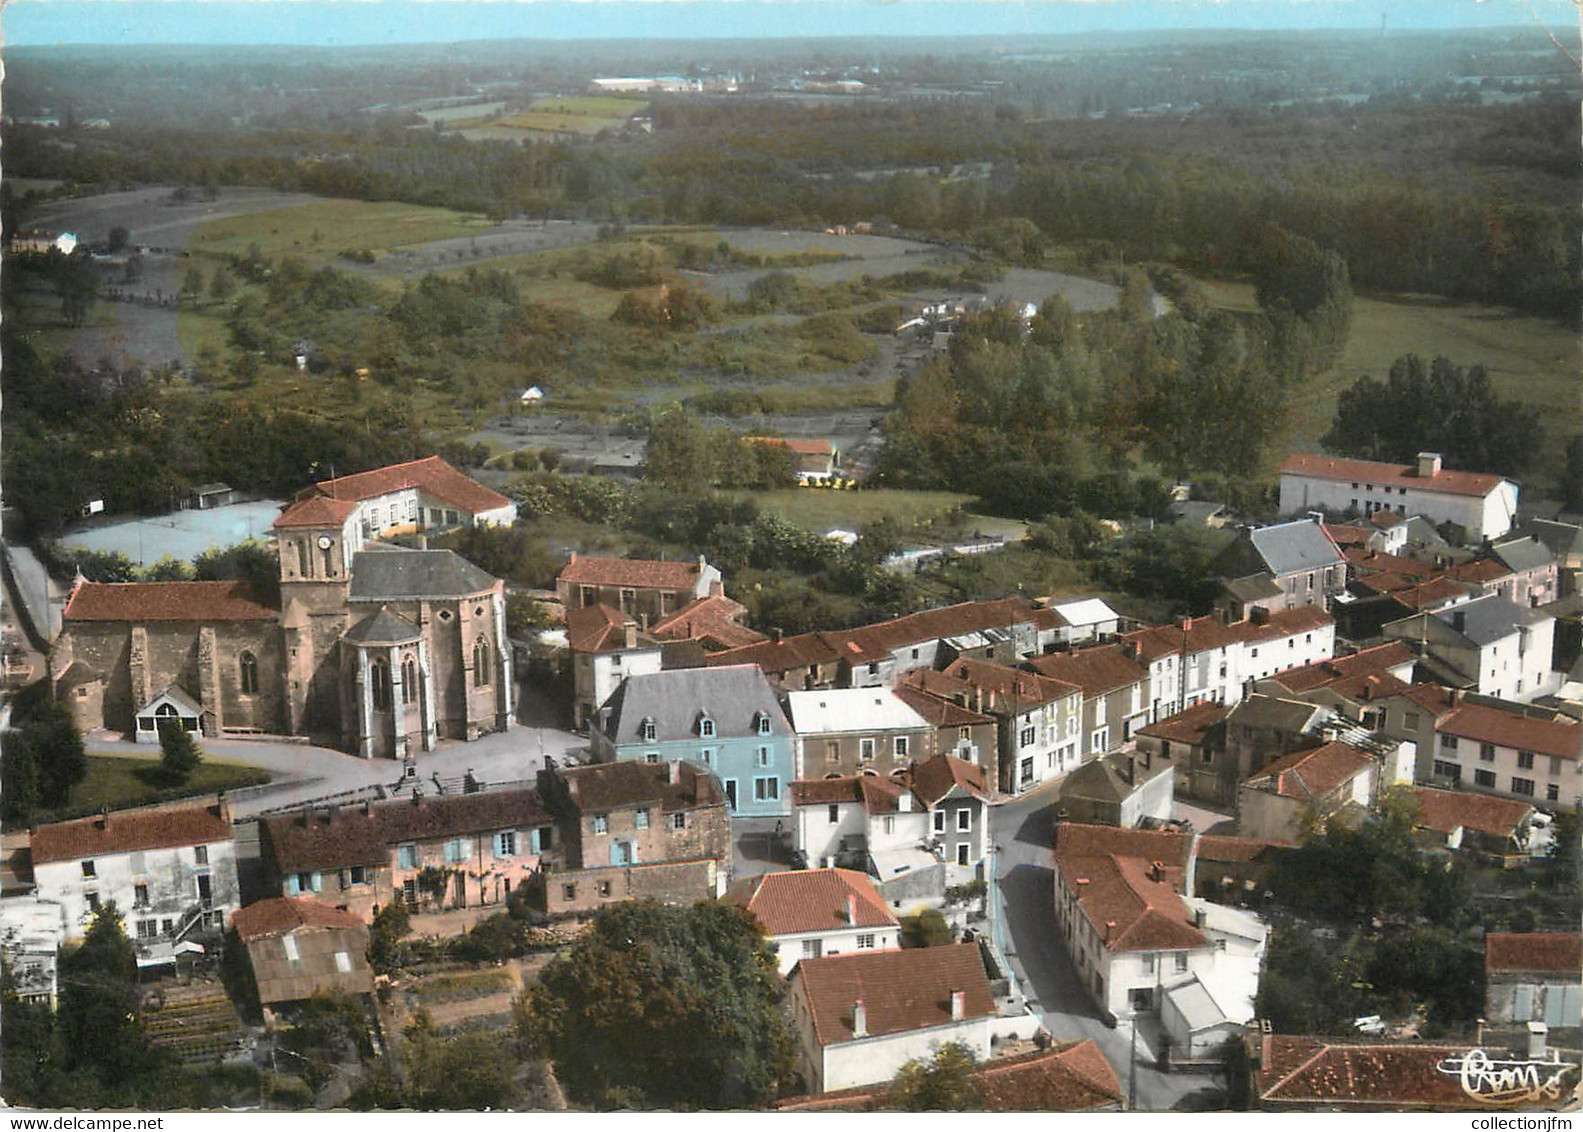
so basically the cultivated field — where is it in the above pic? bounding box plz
[188,198,493,266]
[494,94,646,136]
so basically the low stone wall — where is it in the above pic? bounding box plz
[532,858,720,916]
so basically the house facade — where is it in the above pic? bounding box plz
[1484,933,1582,1028]
[1428,701,1583,808]
[1059,750,1175,829]
[1236,740,1378,843]
[1278,451,1518,542]
[289,455,516,538]
[1211,519,1348,613]
[785,687,934,781]
[1383,594,1558,703]
[231,897,374,1009]
[936,658,1082,795]
[30,800,239,948]
[1028,644,1152,760]
[556,554,721,622]
[789,773,926,872]
[590,664,795,817]
[733,868,901,975]
[565,603,664,729]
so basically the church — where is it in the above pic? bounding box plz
[51,457,516,758]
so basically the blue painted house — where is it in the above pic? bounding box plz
[590,664,794,818]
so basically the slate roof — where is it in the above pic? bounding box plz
[32,802,231,865]
[733,868,897,936]
[313,455,511,514]
[794,943,996,1046]
[1248,519,1346,577]
[1226,694,1328,734]
[785,688,931,735]
[273,495,359,530]
[908,755,989,806]
[558,555,704,590]
[558,759,724,814]
[1223,573,1283,603]
[262,789,551,873]
[1485,932,1582,977]
[1135,701,1229,746]
[599,664,789,744]
[1409,787,1534,839]
[1060,751,1172,804]
[1052,823,1201,953]
[342,606,422,646]
[1279,453,1508,499]
[1028,644,1148,698]
[64,581,276,622]
[1527,519,1583,563]
[232,897,367,941]
[1256,1036,1498,1109]
[1491,536,1556,575]
[1245,741,1374,801]
[1437,702,1583,761]
[347,548,497,601]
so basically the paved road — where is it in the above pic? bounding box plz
[991,784,1219,1112]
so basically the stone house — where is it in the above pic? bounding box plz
[1248,1034,1508,1111]
[556,554,722,623]
[785,687,934,782]
[790,773,925,873]
[1134,701,1228,801]
[908,754,994,868]
[1385,595,1559,704]
[1278,451,1518,542]
[1484,932,1581,1028]
[533,758,731,915]
[590,664,795,817]
[646,593,767,653]
[231,897,374,1010]
[292,454,517,538]
[1407,786,1536,858]
[786,943,1000,1093]
[258,788,555,922]
[1058,749,1175,829]
[1190,835,1293,902]
[1214,694,1334,808]
[30,799,239,950]
[1489,536,1560,608]
[1527,519,1583,596]
[1236,740,1378,843]
[1211,518,1348,614]
[732,867,900,975]
[891,681,1000,776]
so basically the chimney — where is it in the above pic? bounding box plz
[1416,452,1442,478]
[974,686,983,714]
[463,769,480,794]
[668,760,681,785]
[362,800,373,818]
[772,627,784,643]
[1194,907,1207,929]
[1150,859,1165,882]
[852,999,868,1038]
[1451,610,1467,634]
[846,893,857,924]
[95,805,109,830]
[1527,1021,1548,1061]
[1250,607,1270,625]
[1104,920,1117,944]
[697,553,707,570]
[1180,619,1192,633]
[624,622,638,649]
[950,989,966,1022]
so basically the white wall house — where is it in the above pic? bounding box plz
[1383,594,1558,703]
[29,801,240,950]
[734,868,902,976]
[937,658,1082,794]
[1279,451,1518,542]
[786,943,1000,1093]
[1429,701,1583,809]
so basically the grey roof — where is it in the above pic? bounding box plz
[1527,519,1583,562]
[1167,500,1228,526]
[599,664,789,745]
[1223,573,1282,603]
[1247,520,1345,577]
[343,605,422,646]
[1226,693,1328,734]
[1401,516,1449,549]
[1491,536,1555,575]
[349,548,497,601]
[1433,594,1543,646]
[1060,752,1169,804]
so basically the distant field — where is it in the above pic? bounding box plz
[188,199,492,265]
[418,100,508,123]
[496,95,645,136]
[735,488,977,532]
[1200,279,1579,476]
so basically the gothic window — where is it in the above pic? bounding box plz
[239,652,259,694]
[473,637,491,687]
[370,658,391,710]
[402,656,418,701]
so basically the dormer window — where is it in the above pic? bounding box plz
[699,713,716,739]
[641,717,657,742]
[756,712,772,736]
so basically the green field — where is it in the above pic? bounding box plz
[41,754,271,822]
[496,95,646,136]
[735,488,979,532]
[188,199,492,266]
[1200,278,1580,475]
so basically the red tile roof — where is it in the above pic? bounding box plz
[272,494,359,530]
[1257,1036,1492,1109]
[1389,682,1460,717]
[890,684,996,728]
[558,555,704,591]
[64,580,276,622]
[705,632,847,673]
[1194,834,1294,864]
[1410,786,1534,839]
[565,603,646,654]
[1135,701,1229,746]
[1389,577,1474,610]
[1438,703,1583,761]
[794,943,996,1046]
[788,774,913,815]
[1279,453,1508,499]
[1448,557,1514,585]
[908,755,989,806]
[313,455,511,515]
[747,436,833,456]
[1345,549,1440,580]
[1270,642,1416,693]
[232,896,367,941]
[1485,932,1582,976]
[1246,741,1375,801]
[647,594,767,651]
[32,801,231,865]
[1053,823,1203,953]
[735,868,898,936]
[1028,644,1148,698]
[940,656,1079,708]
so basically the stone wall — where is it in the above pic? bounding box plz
[534,858,718,916]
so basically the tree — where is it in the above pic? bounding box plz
[158,719,203,784]
[368,901,410,973]
[1562,434,1583,513]
[513,900,795,1109]
[644,405,718,491]
[24,699,87,807]
[107,227,131,254]
[181,266,205,299]
[209,266,235,302]
[58,905,148,1088]
[1,732,42,823]
[402,1013,517,1109]
[888,1042,980,1111]
[54,256,98,327]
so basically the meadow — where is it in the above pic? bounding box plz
[495,95,647,136]
[43,754,270,822]
[187,199,492,266]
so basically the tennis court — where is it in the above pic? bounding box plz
[61,499,285,566]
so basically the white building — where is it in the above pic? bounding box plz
[1042,597,1122,646]
[733,868,901,976]
[1279,451,1518,542]
[786,943,1001,1093]
[1383,593,1558,703]
[29,800,240,952]
[1429,700,1583,809]
[785,687,933,779]
[0,896,68,1009]
[933,658,1082,794]
[276,455,517,547]
[565,604,664,730]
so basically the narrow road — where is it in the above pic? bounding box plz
[991,785,1216,1111]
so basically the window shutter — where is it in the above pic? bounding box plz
[310,872,322,892]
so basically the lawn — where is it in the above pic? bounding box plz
[187,200,493,266]
[41,754,270,822]
[496,95,646,136]
[735,488,978,532]
[1199,278,1580,477]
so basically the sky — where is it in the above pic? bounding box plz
[2,0,1575,47]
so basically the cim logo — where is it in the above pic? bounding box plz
[1435,1049,1578,1107]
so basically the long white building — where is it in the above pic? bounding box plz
[1278,451,1517,542]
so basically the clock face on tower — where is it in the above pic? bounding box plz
[317,535,334,549]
